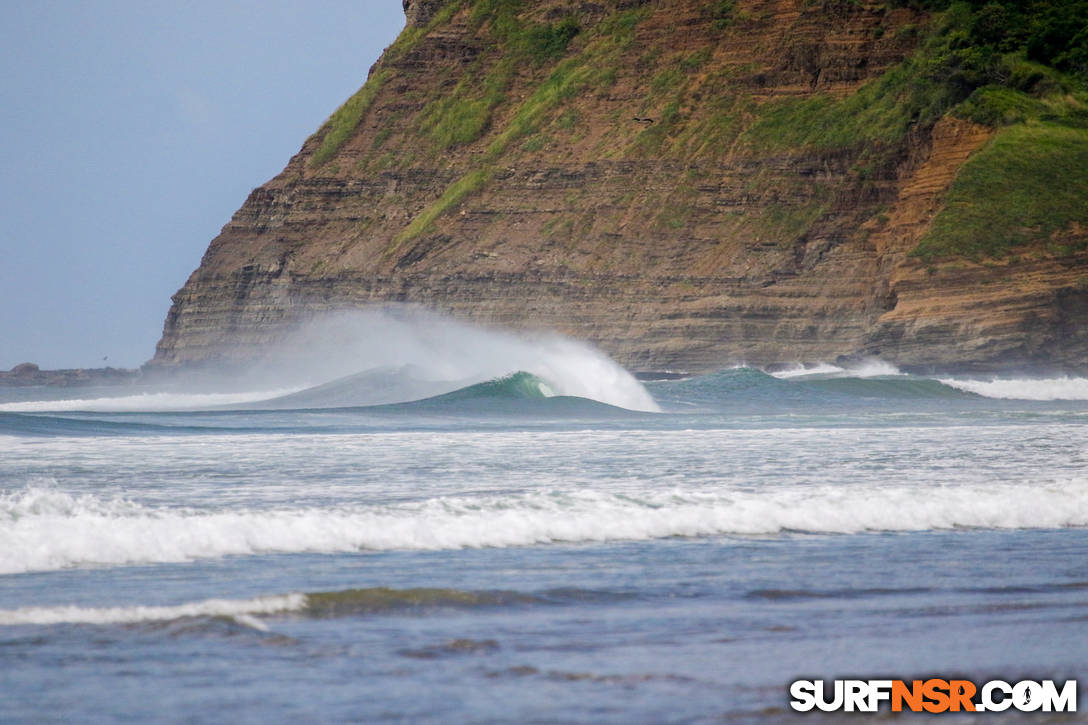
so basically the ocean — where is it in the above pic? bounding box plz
[2,333,1087,722]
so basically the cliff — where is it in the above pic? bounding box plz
[153,0,1088,374]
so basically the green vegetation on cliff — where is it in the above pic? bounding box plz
[415,9,581,151]
[311,70,390,167]
[900,0,1088,259]
[311,0,1087,259]
[390,2,649,243]
[745,0,1088,259]
[916,122,1088,260]
[889,0,1087,80]
[159,0,1088,374]
[742,2,1087,149]
[391,167,492,253]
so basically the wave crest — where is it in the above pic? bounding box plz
[0,594,304,627]
[0,585,631,628]
[939,376,1088,400]
[2,481,1085,574]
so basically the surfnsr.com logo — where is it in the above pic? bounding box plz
[790,679,1078,713]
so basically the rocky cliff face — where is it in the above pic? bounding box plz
[153,0,1088,374]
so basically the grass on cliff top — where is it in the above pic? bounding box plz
[913,121,1088,260]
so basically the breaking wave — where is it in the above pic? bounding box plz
[939,376,1088,401]
[0,594,304,628]
[648,367,977,409]
[0,585,630,628]
[415,371,555,401]
[0,372,638,438]
[2,480,1085,575]
[650,365,1088,408]
[766,361,1088,401]
[255,309,659,412]
[0,315,659,415]
[767,360,905,379]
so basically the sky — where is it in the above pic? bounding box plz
[0,1,406,370]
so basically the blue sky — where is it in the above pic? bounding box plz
[0,1,405,369]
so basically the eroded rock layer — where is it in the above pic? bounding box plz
[154,0,1088,374]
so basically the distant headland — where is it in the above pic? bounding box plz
[149,0,1088,374]
[0,362,140,388]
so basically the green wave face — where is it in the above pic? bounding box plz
[650,368,978,406]
[793,376,979,400]
[424,371,553,403]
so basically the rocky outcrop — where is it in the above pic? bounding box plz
[403,0,446,28]
[152,0,1088,374]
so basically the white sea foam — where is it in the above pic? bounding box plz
[939,377,1088,401]
[0,593,305,627]
[0,389,303,413]
[769,363,844,379]
[2,481,1085,575]
[769,359,904,379]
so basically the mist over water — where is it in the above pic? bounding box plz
[259,309,659,411]
[0,309,659,413]
[5,308,1088,415]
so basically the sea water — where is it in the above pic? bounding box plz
[1,354,1087,723]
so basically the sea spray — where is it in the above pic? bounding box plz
[251,308,659,412]
[0,309,658,413]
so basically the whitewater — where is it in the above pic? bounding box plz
[1,330,1086,722]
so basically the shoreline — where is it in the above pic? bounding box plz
[5,357,1088,390]
[0,363,141,388]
